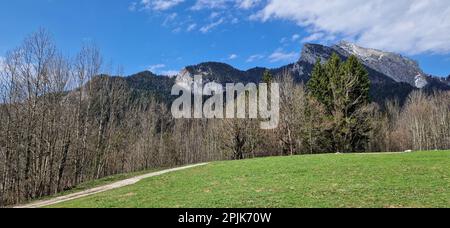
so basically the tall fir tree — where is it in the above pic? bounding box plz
[307,58,332,113]
[262,70,273,85]
[307,53,371,152]
[332,55,371,152]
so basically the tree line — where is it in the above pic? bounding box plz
[0,30,449,206]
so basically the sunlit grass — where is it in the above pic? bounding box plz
[50,151,450,208]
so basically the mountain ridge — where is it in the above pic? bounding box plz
[110,41,449,105]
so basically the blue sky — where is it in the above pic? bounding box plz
[1,0,449,77]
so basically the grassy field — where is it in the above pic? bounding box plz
[49,151,450,208]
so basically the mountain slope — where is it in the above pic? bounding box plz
[295,43,418,103]
[86,42,448,105]
[444,75,450,85]
[181,62,263,84]
[333,41,428,88]
[173,42,449,104]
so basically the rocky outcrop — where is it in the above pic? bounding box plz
[333,41,428,88]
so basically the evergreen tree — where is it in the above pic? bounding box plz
[335,55,370,113]
[308,53,371,152]
[331,55,371,152]
[307,58,332,113]
[262,70,273,85]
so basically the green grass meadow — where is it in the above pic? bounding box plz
[49,151,450,208]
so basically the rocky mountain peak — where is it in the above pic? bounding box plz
[176,68,194,83]
[299,43,337,65]
[333,41,427,88]
[336,41,387,60]
[167,41,449,103]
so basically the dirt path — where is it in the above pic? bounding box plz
[15,163,209,208]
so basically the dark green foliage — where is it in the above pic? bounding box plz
[185,62,264,84]
[307,53,372,152]
[125,71,176,103]
[307,58,333,113]
[334,55,370,112]
[262,70,274,84]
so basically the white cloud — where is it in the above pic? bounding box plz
[128,2,138,11]
[246,54,265,62]
[200,18,225,33]
[268,49,298,62]
[162,12,178,26]
[191,0,259,10]
[209,12,221,19]
[301,33,325,43]
[191,0,229,10]
[291,34,300,42]
[148,64,179,76]
[131,0,258,33]
[140,0,184,11]
[235,0,261,9]
[228,54,238,60]
[148,64,166,72]
[187,23,197,32]
[281,34,301,44]
[253,0,450,54]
